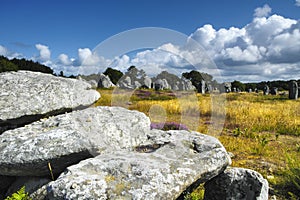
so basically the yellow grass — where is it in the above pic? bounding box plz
[94,89,300,199]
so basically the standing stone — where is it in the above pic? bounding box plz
[289,81,298,100]
[204,167,269,200]
[142,76,152,89]
[263,85,269,95]
[181,79,196,91]
[117,76,133,89]
[98,74,115,88]
[134,81,142,89]
[248,88,252,93]
[154,79,164,90]
[199,80,206,94]
[87,80,97,88]
[162,79,170,90]
[270,87,278,95]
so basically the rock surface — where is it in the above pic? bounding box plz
[0,71,100,133]
[204,167,269,200]
[41,130,231,199]
[289,81,298,100]
[0,106,150,176]
[98,74,115,88]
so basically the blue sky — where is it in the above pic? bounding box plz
[1,0,300,82]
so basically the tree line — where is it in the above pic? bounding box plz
[0,56,53,74]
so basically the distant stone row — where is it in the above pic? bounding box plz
[79,70,196,91]
[219,81,299,100]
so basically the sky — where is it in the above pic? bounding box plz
[0,0,300,82]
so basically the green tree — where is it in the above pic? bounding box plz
[103,67,123,84]
[231,80,245,91]
[182,70,213,92]
[0,56,18,73]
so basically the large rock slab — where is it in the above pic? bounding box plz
[204,167,269,200]
[44,130,231,199]
[0,106,150,176]
[0,70,100,133]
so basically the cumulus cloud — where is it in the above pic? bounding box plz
[7,5,300,82]
[0,45,22,58]
[296,0,300,6]
[187,9,300,81]
[58,54,72,65]
[0,45,9,56]
[107,10,300,82]
[35,44,51,61]
[254,4,272,18]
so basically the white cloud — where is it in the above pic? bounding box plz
[254,4,272,18]
[35,44,51,61]
[187,8,300,82]
[5,5,300,82]
[0,45,9,56]
[296,0,300,6]
[245,15,296,46]
[0,45,22,58]
[58,54,72,65]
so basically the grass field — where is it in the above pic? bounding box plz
[95,88,300,199]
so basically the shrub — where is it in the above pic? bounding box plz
[5,186,31,200]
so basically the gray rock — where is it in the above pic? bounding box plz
[270,87,278,95]
[142,76,152,89]
[199,80,206,94]
[181,78,196,91]
[98,74,115,88]
[87,79,98,88]
[117,76,133,89]
[6,176,51,197]
[204,167,269,200]
[154,79,164,90]
[134,80,142,89]
[0,71,100,133]
[45,130,231,200]
[162,79,170,90]
[289,81,298,100]
[263,85,269,95]
[0,106,150,176]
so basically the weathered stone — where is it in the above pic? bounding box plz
[199,80,206,94]
[134,81,142,89]
[289,81,298,100]
[154,79,164,90]
[0,106,150,176]
[162,79,171,90]
[117,76,133,89]
[204,167,269,200]
[182,78,196,91]
[0,71,100,133]
[98,74,115,88]
[44,130,231,199]
[142,76,152,89]
[87,79,98,88]
[263,85,269,95]
[270,87,278,95]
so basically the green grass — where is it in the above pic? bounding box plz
[94,88,300,199]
